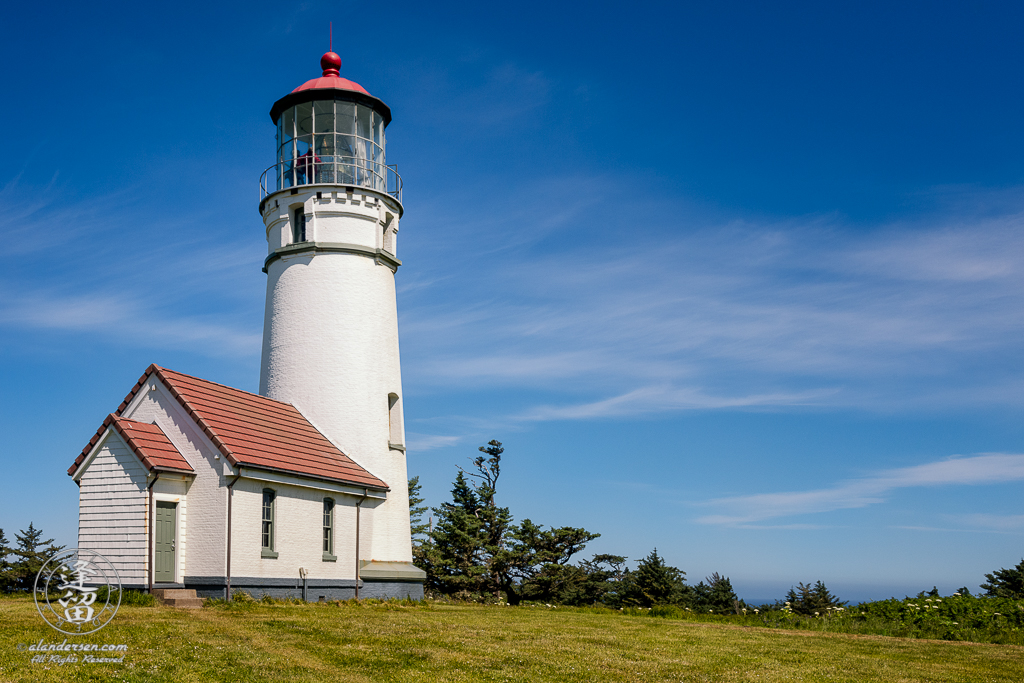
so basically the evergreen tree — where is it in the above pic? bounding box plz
[494,519,599,605]
[0,528,10,592]
[981,558,1024,599]
[408,476,430,547]
[784,581,846,615]
[522,554,626,606]
[618,548,687,607]
[8,523,64,592]
[415,440,600,603]
[691,573,742,614]
[461,441,515,598]
[416,471,489,595]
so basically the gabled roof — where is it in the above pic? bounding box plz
[74,415,195,476]
[69,364,388,490]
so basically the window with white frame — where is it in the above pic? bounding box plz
[323,498,336,561]
[262,489,277,557]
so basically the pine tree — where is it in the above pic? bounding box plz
[784,580,845,614]
[418,471,489,595]
[981,558,1024,598]
[692,572,741,614]
[408,476,430,547]
[416,440,599,604]
[619,548,687,607]
[9,523,64,592]
[0,528,10,592]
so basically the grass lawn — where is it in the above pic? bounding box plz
[1,596,1022,682]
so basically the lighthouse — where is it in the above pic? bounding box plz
[68,50,423,601]
[257,52,415,576]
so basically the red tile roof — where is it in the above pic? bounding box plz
[107,415,194,473]
[69,364,388,490]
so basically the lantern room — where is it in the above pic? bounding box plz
[260,52,401,203]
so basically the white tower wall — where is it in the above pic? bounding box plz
[259,186,411,563]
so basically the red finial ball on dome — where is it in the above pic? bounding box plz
[321,52,342,77]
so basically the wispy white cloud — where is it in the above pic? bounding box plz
[406,433,462,451]
[401,177,1024,421]
[512,385,831,421]
[949,513,1024,532]
[0,288,261,355]
[697,453,1024,526]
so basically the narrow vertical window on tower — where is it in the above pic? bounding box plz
[382,213,395,254]
[261,489,278,558]
[292,208,306,243]
[388,393,403,448]
[323,498,336,561]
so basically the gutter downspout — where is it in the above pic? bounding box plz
[355,488,368,599]
[225,472,242,601]
[147,473,160,594]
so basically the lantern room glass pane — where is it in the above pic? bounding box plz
[337,135,356,184]
[336,102,355,135]
[314,100,334,134]
[314,134,335,156]
[295,103,313,137]
[281,108,295,145]
[314,134,335,183]
[356,104,372,140]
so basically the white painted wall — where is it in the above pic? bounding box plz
[259,186,413,564]
[123,379,228,579]
[229,477,373,581]
[77,431,148,584]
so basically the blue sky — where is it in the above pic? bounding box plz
[2,0,1023,603]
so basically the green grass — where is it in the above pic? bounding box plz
[2,595,1023,682]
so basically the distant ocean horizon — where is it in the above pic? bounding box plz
[737,581,981,607]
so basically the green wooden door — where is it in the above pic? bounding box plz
[155,501,177,583]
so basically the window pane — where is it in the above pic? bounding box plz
[337,135,356,184]
[323,500,333,554]
[336,101,355,135]
[262,491,274,549]
[281,108,295,145]
[295,103,313,137]
[356,105,372,140]
[314,100,334,134]
[314,134,335,156]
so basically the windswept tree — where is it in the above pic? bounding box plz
[981,558,1024,599]
[414,440,600,604]
[494,519,599,605]
[523,554,627,606]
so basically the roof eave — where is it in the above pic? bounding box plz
[235,462,389,492]
[268,88,392,126]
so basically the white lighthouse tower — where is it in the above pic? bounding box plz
[257,51,417,578]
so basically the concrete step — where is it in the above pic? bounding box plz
[152,588,204,608]
[152,588,196,600]
[163,597,205,609]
